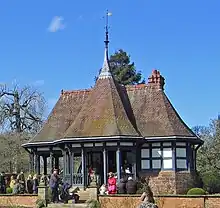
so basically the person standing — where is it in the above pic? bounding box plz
[32,174,39,194]
[26,174,33,194]
[49,169,59,203]
[126,176,137,194]
[17,171,26,194]
[107,172,117,194]
[0,172,6,194]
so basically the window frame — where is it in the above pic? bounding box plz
[140,142,174,171]
[140,141,191,171]
[175,142,188,171]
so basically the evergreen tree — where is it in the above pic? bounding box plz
[95,49,145,85]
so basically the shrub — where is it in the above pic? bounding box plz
[187,188,206,195]
[201,171,220,194]
[6,187,13,194]
[136,177,150,194]
[86,199,101,208]
[36,199,46,208]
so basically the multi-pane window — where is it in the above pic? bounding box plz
[140,142,189,171]
[176,142,187,170]
[141,144,150,169]
[141,142,173,170]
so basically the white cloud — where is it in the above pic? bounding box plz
[48,16,65,32]
[32,80,45,87]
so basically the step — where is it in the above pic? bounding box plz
[48,203,87,208]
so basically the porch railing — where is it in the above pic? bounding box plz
[72,173,83,185]
[63,173,83,186]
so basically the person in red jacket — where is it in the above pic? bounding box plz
[107,172,117,194]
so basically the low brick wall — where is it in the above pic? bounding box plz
[0,194,38,207]
[99,194,220,208]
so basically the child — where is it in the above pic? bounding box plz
[99,184,107,195]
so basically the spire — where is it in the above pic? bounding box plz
[98,10,112,79]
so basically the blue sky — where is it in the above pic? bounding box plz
[0,0,219,128]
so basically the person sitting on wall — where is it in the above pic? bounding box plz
[17,171,25,194]
[10,175,16,190]
[126,176,137,194]
[137,189,158,208]
[107,172,117,194]
[12,179,20,194]
[49,169,59,203]
[117,177,127,194]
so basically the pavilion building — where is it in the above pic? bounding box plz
[22,29,203,194]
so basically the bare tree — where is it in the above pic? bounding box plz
[0,83,47,172]
[0,84,46,135]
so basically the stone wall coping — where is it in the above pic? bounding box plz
[0,194,38,196]
[98,194,220,198]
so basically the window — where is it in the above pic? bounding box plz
[177,159,187,169]
[152,148,161,158]
[176,144,187,170]
[176,148,186,157]
[141,149,149,158]
[141,160,150,169]
[141,142,174,170]
[141,146,150,170]
[162,148,172,169]
[152,160,161,169]
[163,159,173,169]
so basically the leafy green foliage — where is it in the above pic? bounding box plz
[95,49,145,85]
[109,49,145,85]
[136,177,150,194]
[187,188,206,195]
[193,117,220,193]
[86,199,101,208]
[6,187,13,194]
[36,199,46,208]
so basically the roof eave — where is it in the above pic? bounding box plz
[22,135,143,148]
[144,135,203,144]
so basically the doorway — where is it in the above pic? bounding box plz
[87,151,103,185]
[107,151,116,173]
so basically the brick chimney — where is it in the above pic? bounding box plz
[148,69,165,90]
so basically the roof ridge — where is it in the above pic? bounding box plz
[62,89,90,94]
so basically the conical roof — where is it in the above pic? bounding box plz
[64,44,140,138]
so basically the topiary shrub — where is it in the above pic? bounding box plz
[86,199,101,208]
[187,188,206,195]
[6,187,13,194]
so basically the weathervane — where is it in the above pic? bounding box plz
[104,10,112,48]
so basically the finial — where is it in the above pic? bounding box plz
[104,10,111,49]
[98,10,112,80]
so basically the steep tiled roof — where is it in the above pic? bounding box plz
[64,43,140,138]
[31,90,90,142]
[26,66,198,144]
[64,77,140,138]
[126,84,196,137]
[28,70,197,144]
